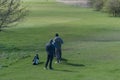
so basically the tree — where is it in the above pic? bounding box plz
[93,0,104,11]
[0,0,27,31]
[105,0,120,17]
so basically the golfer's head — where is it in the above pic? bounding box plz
[50,39,53,44]
[55,33,59,37]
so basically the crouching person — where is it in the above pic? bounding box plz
[33,54,39,65]
[45,39,55,70]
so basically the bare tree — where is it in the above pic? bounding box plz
[0,0,27,31]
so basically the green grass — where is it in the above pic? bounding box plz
[1,0,120,80]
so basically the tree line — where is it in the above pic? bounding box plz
[90,0,120,17]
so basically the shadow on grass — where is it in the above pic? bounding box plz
[32,62,44,66]
[0,65,9,69]
[61,58,68,62]
[66,63,85,67]
[53,69,77,72]
[39,62,44,64]
[61,58,85,67]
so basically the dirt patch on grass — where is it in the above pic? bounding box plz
[56,0,91,7]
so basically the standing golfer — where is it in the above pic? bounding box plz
[53,33,63,63]
[45,39,55,70]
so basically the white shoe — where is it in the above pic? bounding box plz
[55,61,58,64]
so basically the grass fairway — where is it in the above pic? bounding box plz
[1,0,120,80]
